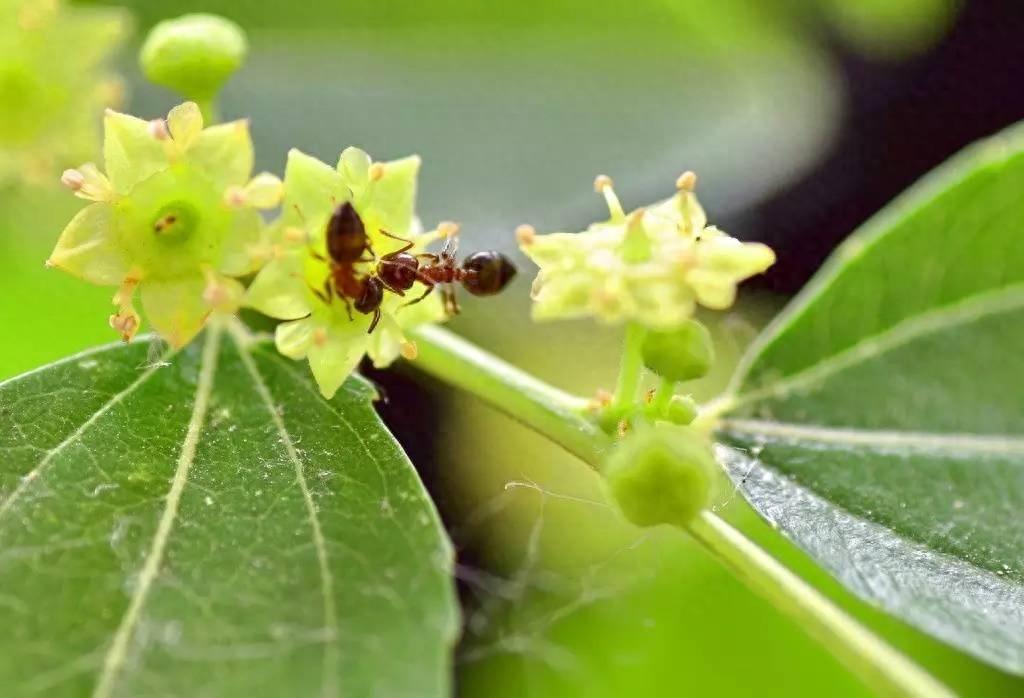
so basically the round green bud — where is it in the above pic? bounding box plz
[641,319,714,382]
[665,395,698,425]
[139,14,247,101]
[603,425,715,528]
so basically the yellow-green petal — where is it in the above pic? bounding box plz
[275,317,316,359]
[337,146,371,195]
[167,101,203,152]
[369,155,420,236]
[47,202,130,285]
[244,253,311,320]
[188,118,253,190]
[685,269,737,310]
[243,172,284,209]
[308,329,369,399]
[103,109,167,194]
[139,274,210,348]
[219,207,265,276]
[283,148,346,224]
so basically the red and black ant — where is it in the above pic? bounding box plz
[372,229,517,315]
[310,201,517,331]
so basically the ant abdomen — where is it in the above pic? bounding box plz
[461,251,517,296]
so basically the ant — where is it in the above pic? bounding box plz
[374,231,517,315]
[309,201,387,332]
[309,201,516,331]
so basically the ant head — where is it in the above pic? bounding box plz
[355,275,384,314]
[461,251,517,296]
[379,253,419,291]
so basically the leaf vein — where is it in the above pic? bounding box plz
[92,327,221,698]
[721,418,1024,456]
[230,328,340,698]
[0,355,169,521]
[723,282,1024,413]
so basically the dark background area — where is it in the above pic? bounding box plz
[748,0,1024,292]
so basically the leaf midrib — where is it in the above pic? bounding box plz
[720,418,1024,456]
[93,327,222,698]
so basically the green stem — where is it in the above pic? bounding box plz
[408,325,610,467]
[649,377,675,415]
[407,325,952,698]
[610,322,646,414]
[688,512,952,698]
[195,96,219,125]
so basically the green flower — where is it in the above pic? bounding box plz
[518,172,775,329]
[244,147,446,398]
[0,0,128,186]
[47,102,281,347]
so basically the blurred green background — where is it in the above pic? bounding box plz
[4,0,1024,695]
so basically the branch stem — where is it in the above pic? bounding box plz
[687,512,952,698]
[407,324,952,698]
[408,325,610,467]
[609,322,646,416]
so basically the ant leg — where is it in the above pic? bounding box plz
[381,279,406,297]
[292,204,330,261]
[379,230,415,256]
[309,285,329,304]
[341,295,354,321]
[366,307,381,334]
[309,278,333,305]
[404,284,435,307]
[443,285,461,315]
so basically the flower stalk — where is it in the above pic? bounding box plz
[405,324,953,698]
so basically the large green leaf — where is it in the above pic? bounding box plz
[0,326,458,697]
[715,122,1024,673]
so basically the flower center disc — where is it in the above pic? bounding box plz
[151,200,199,244]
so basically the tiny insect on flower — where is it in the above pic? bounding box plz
[47,101,281,348]
[244,147,450,398]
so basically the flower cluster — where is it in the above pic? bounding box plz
[0,0,128,185]
[518,173,775,329]
[245,147,445,398]
[48,102,281,347]
[47,93,449,398]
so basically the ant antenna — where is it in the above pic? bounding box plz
[440,233,459,260]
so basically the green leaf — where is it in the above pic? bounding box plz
[0,325,458,696]
[715,122,1024,673]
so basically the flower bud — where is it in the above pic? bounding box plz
[140,14,247,103]
[603,425,715,528]
[665,394,698,425]
[641,319,714,382]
